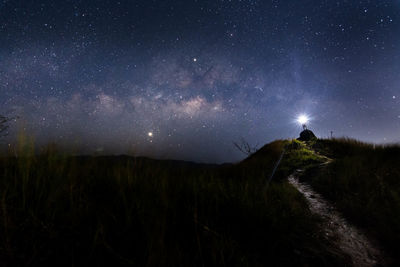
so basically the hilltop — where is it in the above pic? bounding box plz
[0,138,399,266]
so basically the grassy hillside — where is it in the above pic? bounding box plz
[300,138,400,264]
[0,140,350,266]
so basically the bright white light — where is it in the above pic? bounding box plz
[297,115,309,125]
[148,132,153,137]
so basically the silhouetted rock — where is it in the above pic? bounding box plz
[298,129,317,141]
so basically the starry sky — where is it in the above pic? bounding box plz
[1,0,400,162]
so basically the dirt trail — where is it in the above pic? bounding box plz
[288,173,386,267]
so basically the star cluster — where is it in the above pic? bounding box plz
[0,0,399,162]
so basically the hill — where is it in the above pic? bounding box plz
[0,138,399,266]
[302,138,400,265]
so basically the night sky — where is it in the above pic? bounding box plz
[1,0,399,162]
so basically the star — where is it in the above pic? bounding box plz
[1,0,399,163]
[297,115,309,125]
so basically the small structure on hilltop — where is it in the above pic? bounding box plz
[296,114,317,141]
[298,129,317,141]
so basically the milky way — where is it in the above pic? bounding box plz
[1,0,399,162]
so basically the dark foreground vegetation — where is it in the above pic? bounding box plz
[301,138,400,265]
[0,138,352,266]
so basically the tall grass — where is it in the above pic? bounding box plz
[302,138,400,264]
[0,140,350,266]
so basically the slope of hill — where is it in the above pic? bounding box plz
[0,140,352,266]
[300,138,400,265]
[1,138,398,266]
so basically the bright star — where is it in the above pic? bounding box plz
[148,132,153,137]
[297,115,309,125]
[193,58,197,62]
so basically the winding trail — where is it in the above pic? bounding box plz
[288,172,386,267]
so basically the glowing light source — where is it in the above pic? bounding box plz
[297,115,309,125]
[148,132,153,137]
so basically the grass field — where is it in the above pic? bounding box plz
[300,138,400,265]
[0,139,351,266]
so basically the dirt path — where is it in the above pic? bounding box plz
[288,173,386,267]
